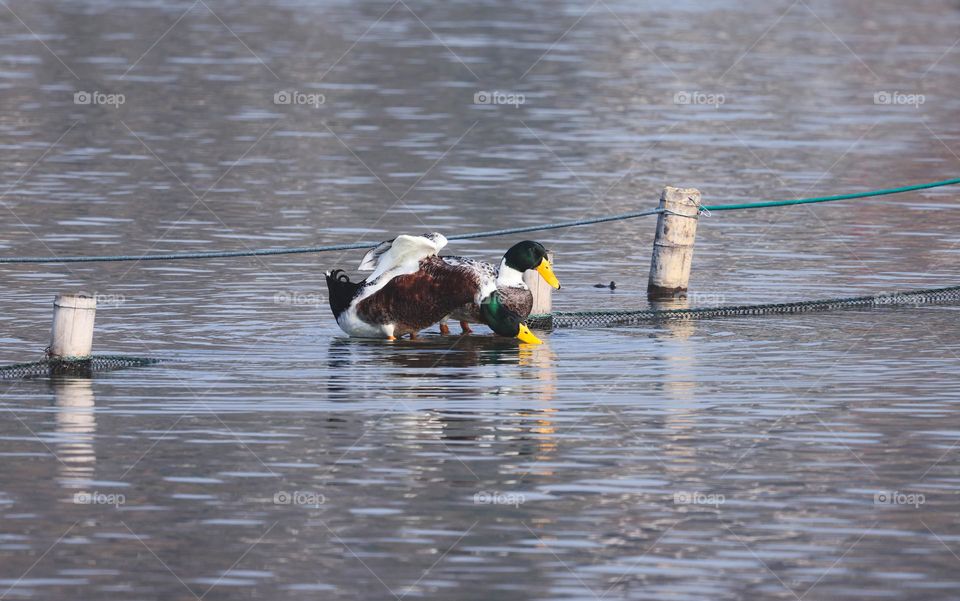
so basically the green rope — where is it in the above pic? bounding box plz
[702,177,960,211]
[0,177,956,264]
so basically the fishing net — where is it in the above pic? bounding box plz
[0,355,161,380]
[527,285,960,329]
[2,287,956,377]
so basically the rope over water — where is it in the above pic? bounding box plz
[0,177,956,265]
[703,177,960,211]
[526,285,960,329]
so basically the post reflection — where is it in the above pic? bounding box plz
[650,299,697,404]
[51,376,96,489]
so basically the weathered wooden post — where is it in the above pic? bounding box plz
[525,251,555,314]
[648,187,701,300]
[49,294,97,361]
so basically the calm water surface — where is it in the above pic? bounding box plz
[1,0,960,599]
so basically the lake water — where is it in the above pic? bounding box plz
[1,0,960,599]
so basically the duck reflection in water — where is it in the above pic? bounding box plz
[324,336,560,478]
[325,335,557,402]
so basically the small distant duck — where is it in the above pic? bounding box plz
[435,241,560,335]
[326,233,542,344]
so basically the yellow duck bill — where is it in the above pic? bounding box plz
[536,258,561,289]
[516,324,543,345]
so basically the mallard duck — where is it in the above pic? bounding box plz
[326,233,542,344]
[436,241,560,335]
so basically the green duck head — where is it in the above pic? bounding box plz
[480,290,542,344]
[502,241,560,289]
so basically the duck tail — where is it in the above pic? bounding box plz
[325,269,363,318]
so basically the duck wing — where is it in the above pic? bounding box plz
[358,233,447,274]
[363,233,448,283]
[439,256,498,322]
[357,240,393,271]
[357,255,483,332]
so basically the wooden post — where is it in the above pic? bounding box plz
[648,187,700,300]
[524,251,554,314]
[49,294,96,361]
